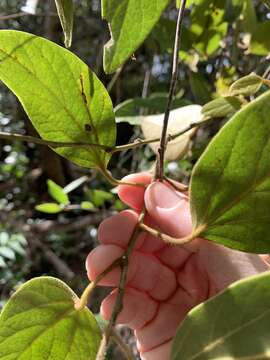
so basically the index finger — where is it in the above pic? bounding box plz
[118,172,152,210]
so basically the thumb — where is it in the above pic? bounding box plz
[144,182,192,238]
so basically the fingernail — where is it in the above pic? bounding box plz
[146,182,184,209]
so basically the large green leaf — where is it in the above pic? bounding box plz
[55,0,74,48]
[190,91,270,253]
[102,0,169,73]
[171,272,270,359]
[250,22,270,55]
[0,277,101,359]
[0,30,116,169]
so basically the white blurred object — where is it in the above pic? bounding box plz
[141,105,203,161]
[21,0,39,15]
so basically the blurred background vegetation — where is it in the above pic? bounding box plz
[0,0,269,356]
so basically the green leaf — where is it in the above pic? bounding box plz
[189,72,212,105]
[171,272,270,360]
[81,201,95,210]
[55,0,74,48]
[202,96,242,119]
[0,30,116,169]
[241,0,257,33]
[91,189,113,207]
[250,22,270,55]
[0,277,101,359]
[229,73,263,96]
[47,179,69,205]
[115,93,190,118]
[35,203,63,214]
[102,0,169,73]
[190,91,270,253]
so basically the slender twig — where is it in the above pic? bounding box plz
[154,0,187,180]
[75,257,123,311]
[0,131,112,151]
[97,209,146,359]
[98,167,146,187]
[0,12,57,20]
[0,116,213,155]
[107,66,123,93]
[139,222,206,246]
[111,329,135,360]
[263,63,270,79]
[111,117,214,153]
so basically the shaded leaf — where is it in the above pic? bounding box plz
[229,73,263,96]
[81,201,95,210]
[141,105,203,161]
[115,93,190,118]
[102,0,169,73]
[202,96,242,119]
[250,21,270,55]
[47,179,69,205]
[189,72,212,105]
[91,189,113,207]
[0,277,101,359]
[0,30,116,169]
[190,91,270,253]
[35,203,63,214]
[171,272,270,360]
[55,0,74,48]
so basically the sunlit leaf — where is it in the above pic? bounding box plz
[102,0,169,73]
[191,91,270,253]
[0,277,101,359]
[229,73,263,96]
[55,0,74,48]
[171,272,270,359]
[35,203,63,214]
[202,96,242,119]
[0,30,116,169]
[47,179,69,205]
[141,105,203,161]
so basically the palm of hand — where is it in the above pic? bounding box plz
[86,173,268,360]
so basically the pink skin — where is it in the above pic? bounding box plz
[86,173,270,360]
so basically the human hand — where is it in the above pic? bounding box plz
[86,173,269,360]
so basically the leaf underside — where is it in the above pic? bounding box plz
[0,30,116,169]
[0,277,101,359]
[191,91,270,253]
[102,0,169,73]
[171,272,270,360]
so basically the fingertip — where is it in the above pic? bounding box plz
[144,181,192,238]
[86,245,123,284]
[118,172,152,210]
[98,210,145,249]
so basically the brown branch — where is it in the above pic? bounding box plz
[0,12,57,21]
[96,208,146,359]
[154,0,187,180]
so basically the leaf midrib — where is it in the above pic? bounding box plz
[0,306,77,359]
[186,307,270,360]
